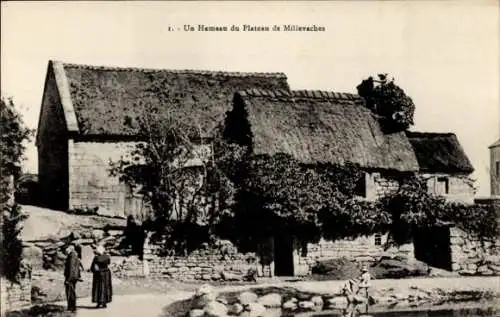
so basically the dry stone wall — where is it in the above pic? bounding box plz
[111,240,259,281]
[0,276,32,314]
[450,227,500,276]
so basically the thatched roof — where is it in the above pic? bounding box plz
[50,61,290,137]
[406,131,474,173]
[234,89,420,172]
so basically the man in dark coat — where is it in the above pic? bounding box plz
[64,244,82,312]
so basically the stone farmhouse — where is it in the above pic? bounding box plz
[489,139,500,197]
[36,60,476,276]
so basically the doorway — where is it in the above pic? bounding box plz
[414,226,452,271]
[273,234,294,276]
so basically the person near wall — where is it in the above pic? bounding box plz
[123,215,146,259]
[74,244,85,273]
[64,244,82,312]
[90,245,113,308]
[357,266,371,297]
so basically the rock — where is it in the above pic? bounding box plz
[228,303,244,315]
[477,266,494,275]
[352,295,367,304]
[238,291,258,306]
[257,293,282,308]
[105,230,120,236]
[298,301,314,310]
[202,274,212,281]
[488,264,500,273]
[459,269,476,276]
[69,231,81,240]
[92,229,105,241]
[282,300,297,310]
[216,297,228,305]
[326,296,348,308]
[244,303,266,317]
[204,301,228,317]
[355,256,375,262]
[211,273,221,281]
[484,255,500,264]
[467,263,478,271]
[310,296,323,306]
[392,293,408,301]
[22,245,43,269]
[220,271,242,281]
[189,309,205,317]
[197,284,214,296]
[72,238,94,245]
[191,285,217,309]
[56,251,66,260]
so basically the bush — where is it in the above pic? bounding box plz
[1,203,28,281]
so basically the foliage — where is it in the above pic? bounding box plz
[2,204,28,281]
[356,74,416,131]
[445,202,499,240]
[217,151,391,247]
[0,97,33,281]
[379,176,499,245]
[319,198,391,241]
[109,88,238,254]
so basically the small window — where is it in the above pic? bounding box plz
[496,161,500,177]
[354,175,366,197]
[436,177,449,195]
[374,234,382,246]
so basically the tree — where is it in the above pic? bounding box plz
[109,88,239,254]
[357,74,416,131]
[1,97,33,281]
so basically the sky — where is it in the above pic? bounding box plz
[1,1,499,197]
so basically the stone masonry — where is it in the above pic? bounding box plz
[110,239,258,281]
[0,276,32,315]
[68,140,137,218]
[450,227,500,276]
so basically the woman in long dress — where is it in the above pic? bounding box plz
[90,245,113,308]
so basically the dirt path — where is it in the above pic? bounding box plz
[49,276,499,317]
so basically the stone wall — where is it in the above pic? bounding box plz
[424,173,475,204]
[67,141,212,219]
[37,66,70,211]
[365,172,475,204]
[110,240,258,281]
[365,173,400,201]
[0,276,32,314]
[68,140,137,218]
[450,227,500,276]
[293,234,390,275]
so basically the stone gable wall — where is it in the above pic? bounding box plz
[424,173,475,204]
[37,68,69,210]
[68,141,137,218]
